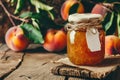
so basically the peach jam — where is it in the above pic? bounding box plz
[65,13,105,65]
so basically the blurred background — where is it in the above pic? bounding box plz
[0,0,120,43]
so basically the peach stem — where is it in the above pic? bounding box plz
[0,0,28,26]
[0,0,15,26]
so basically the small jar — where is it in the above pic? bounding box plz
[65,13,105,66]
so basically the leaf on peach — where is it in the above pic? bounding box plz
[20,23,44,44]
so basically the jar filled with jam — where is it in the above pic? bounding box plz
[65,13,105,66]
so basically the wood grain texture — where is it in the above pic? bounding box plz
[51,56,120,80]
[4,55,65,80]
[4,44,66,80]
[0,44,24,79]
[0,44,120,80]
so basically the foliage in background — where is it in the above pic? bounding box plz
[83,0,120,36]
[6,0,120,43]
[103,2,120,37]
[9,0,60,44]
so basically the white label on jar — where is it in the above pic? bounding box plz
[70,30,76,44]
[86,27,101,52]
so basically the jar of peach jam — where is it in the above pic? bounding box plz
[65,13,105,66]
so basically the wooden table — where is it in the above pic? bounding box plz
[0,43,120,80]
[0,43,78,80]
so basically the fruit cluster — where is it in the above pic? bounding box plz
[4,0,120,56]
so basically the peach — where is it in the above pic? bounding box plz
[105,35,120,56]
[61,0,84,21]
[5,26,29,51]
[43,29,67,52]
[91,4,107,17]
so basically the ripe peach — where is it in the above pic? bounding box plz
[5,26,29,51]
[105,35,120,56]
[61,0,84,21]
[43,29,67,52]
[91,4,107,17]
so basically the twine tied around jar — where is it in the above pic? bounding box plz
[65,18,103,32]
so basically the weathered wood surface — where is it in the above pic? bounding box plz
[0,44,66,80]
[0,44,24,79]
[51,56,120,80]
[0,44,120,80]
[4,44,66,80]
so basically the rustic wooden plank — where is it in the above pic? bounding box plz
[4,53,66,80]
[2,44,98,80]
[69,78,88,80]
[2,44,105,80]
[0,46,24,79]
[0,43,3,48]
[26,44,42,49]
[0,44,9,53]
[4,44,66,80]
[51,55,120,80]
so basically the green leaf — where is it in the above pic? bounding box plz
[117,12,120,38]
[20,23,44,44]
[20,12,59,28]
[29,0,54,19]
[48,11,54,20]
[14,0,25,14]
[20,12,60,29]
[31,18,40,30]
[102,12,111,30]
[19,12,33,18]
[20,12,41,19]
[104,12,114,32]
[30,0,53,11]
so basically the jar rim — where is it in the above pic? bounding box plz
[68,13,103,23]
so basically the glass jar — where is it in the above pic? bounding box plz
[66,13,105,66]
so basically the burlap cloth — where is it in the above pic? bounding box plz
[51,55,120,79]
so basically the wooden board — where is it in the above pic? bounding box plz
[0,44,119,80]
[3,44,87,80]
[4,44,66,80]
[51,56,120,80]
[5,53,66,80]
[0,44,24,79]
